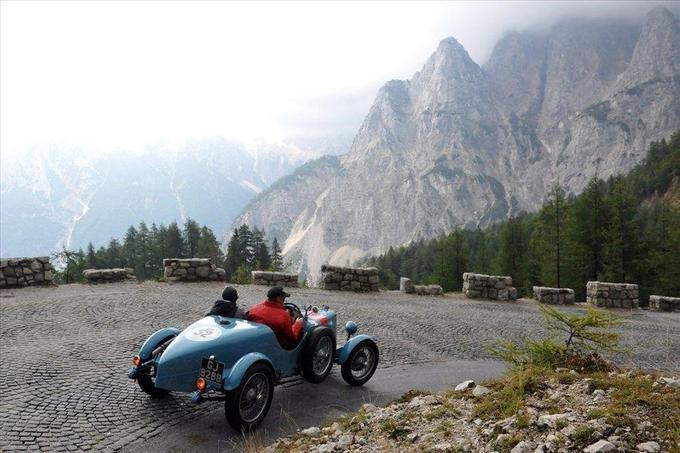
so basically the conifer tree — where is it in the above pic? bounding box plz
[197,226,223,263]
[270,237,284,271]
[106,238,124,269]
[603,176,641,282]
[433,230,468,291]
[236,224,254,266]
[183,218,201,258]
[137,222,151,278]
[166,221,185,259]
[224,228,242,279]
[251,228,271,270]
[497,216,529,294]
[86,242,97,269]
[532,184,568,287]
[122,226,138,268]
[570,178,609,282]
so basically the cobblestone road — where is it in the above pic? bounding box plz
[1,281,678,452]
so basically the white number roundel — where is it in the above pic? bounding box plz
[186,326,220,341]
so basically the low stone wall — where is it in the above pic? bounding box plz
[251,271,299,287]
[586,281,639,308]
[320,265,379,292]
[533,286,575,305]
[163,258,226,282]
[399,278,442,296]
[649,295,680,312]
[83,268,135,283]
[463,273,518,301]
[414,285,444,296]
[0,257,54,288]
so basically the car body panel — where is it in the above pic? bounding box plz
[154,316,307,392]
[222,352,273,391]
[139,327,181,360]
[336,334,376,363]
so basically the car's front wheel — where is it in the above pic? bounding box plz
[225,363,274,432]
[341,339,379,386]
[301,327,336,383]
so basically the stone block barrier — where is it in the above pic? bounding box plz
[320,265,379,292]
[649,295,680,312]
[586,281,639,308]
[400,277,415,293]
[463,273,518,301]
[251,271,299,287]
[83,268,135,283]
[400,277,443,296]
[163,258,226,282]
[414,285,444,296]
[0,257,54,288]
[533,286,575,305]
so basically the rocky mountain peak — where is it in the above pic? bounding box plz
[412,37,483,90]
[646,5,678,28]
[233,7,680,284]
[616,5,680,90]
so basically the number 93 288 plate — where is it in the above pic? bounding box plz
[200,357,224,386]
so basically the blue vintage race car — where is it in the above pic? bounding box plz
[127,302,379,431]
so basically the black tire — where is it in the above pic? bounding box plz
[225,363,274,432]
[301,326,336,383]
[137,337,174,398]
[341,339,379,386]
[138,374,170,398]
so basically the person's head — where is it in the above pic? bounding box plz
[267,286,290,304]
[222,286,239,303]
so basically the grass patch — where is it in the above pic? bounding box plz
[473,367,554,420]
[496,433,524,452]
[572,425,596,442]
[381,419,410,440]
[436,420,453,436]
[587,408,607,420]
[338,407,370,431]
[589,372,680,445]
[514,411,530,429]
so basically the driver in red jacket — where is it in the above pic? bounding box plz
[247,286,304,348]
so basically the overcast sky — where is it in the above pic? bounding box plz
[1,1,678,156]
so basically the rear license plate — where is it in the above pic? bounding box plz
[200,357,224,386]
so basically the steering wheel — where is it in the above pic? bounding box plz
[283,302,303,321]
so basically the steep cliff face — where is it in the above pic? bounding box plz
[234,7,680,283]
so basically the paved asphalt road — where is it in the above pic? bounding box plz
[1,281,678,452]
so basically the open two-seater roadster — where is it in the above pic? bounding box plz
[127,302,379,431]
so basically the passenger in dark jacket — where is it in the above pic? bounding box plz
[206,286,246,319]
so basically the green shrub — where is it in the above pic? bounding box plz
[232,265,252,284]
[489,305,622,371]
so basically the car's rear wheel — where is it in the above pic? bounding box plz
[137,373,169,398]
[341,339,379,386]
[137,338,173,398]
[225,363,274,432]
[301,327,336,383]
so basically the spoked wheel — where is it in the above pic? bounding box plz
[225,363,274,432]
[341,339,379,386]
[301,327,336,383]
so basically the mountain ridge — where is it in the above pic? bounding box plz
[233,6,680,283]
[0,137,350,257]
